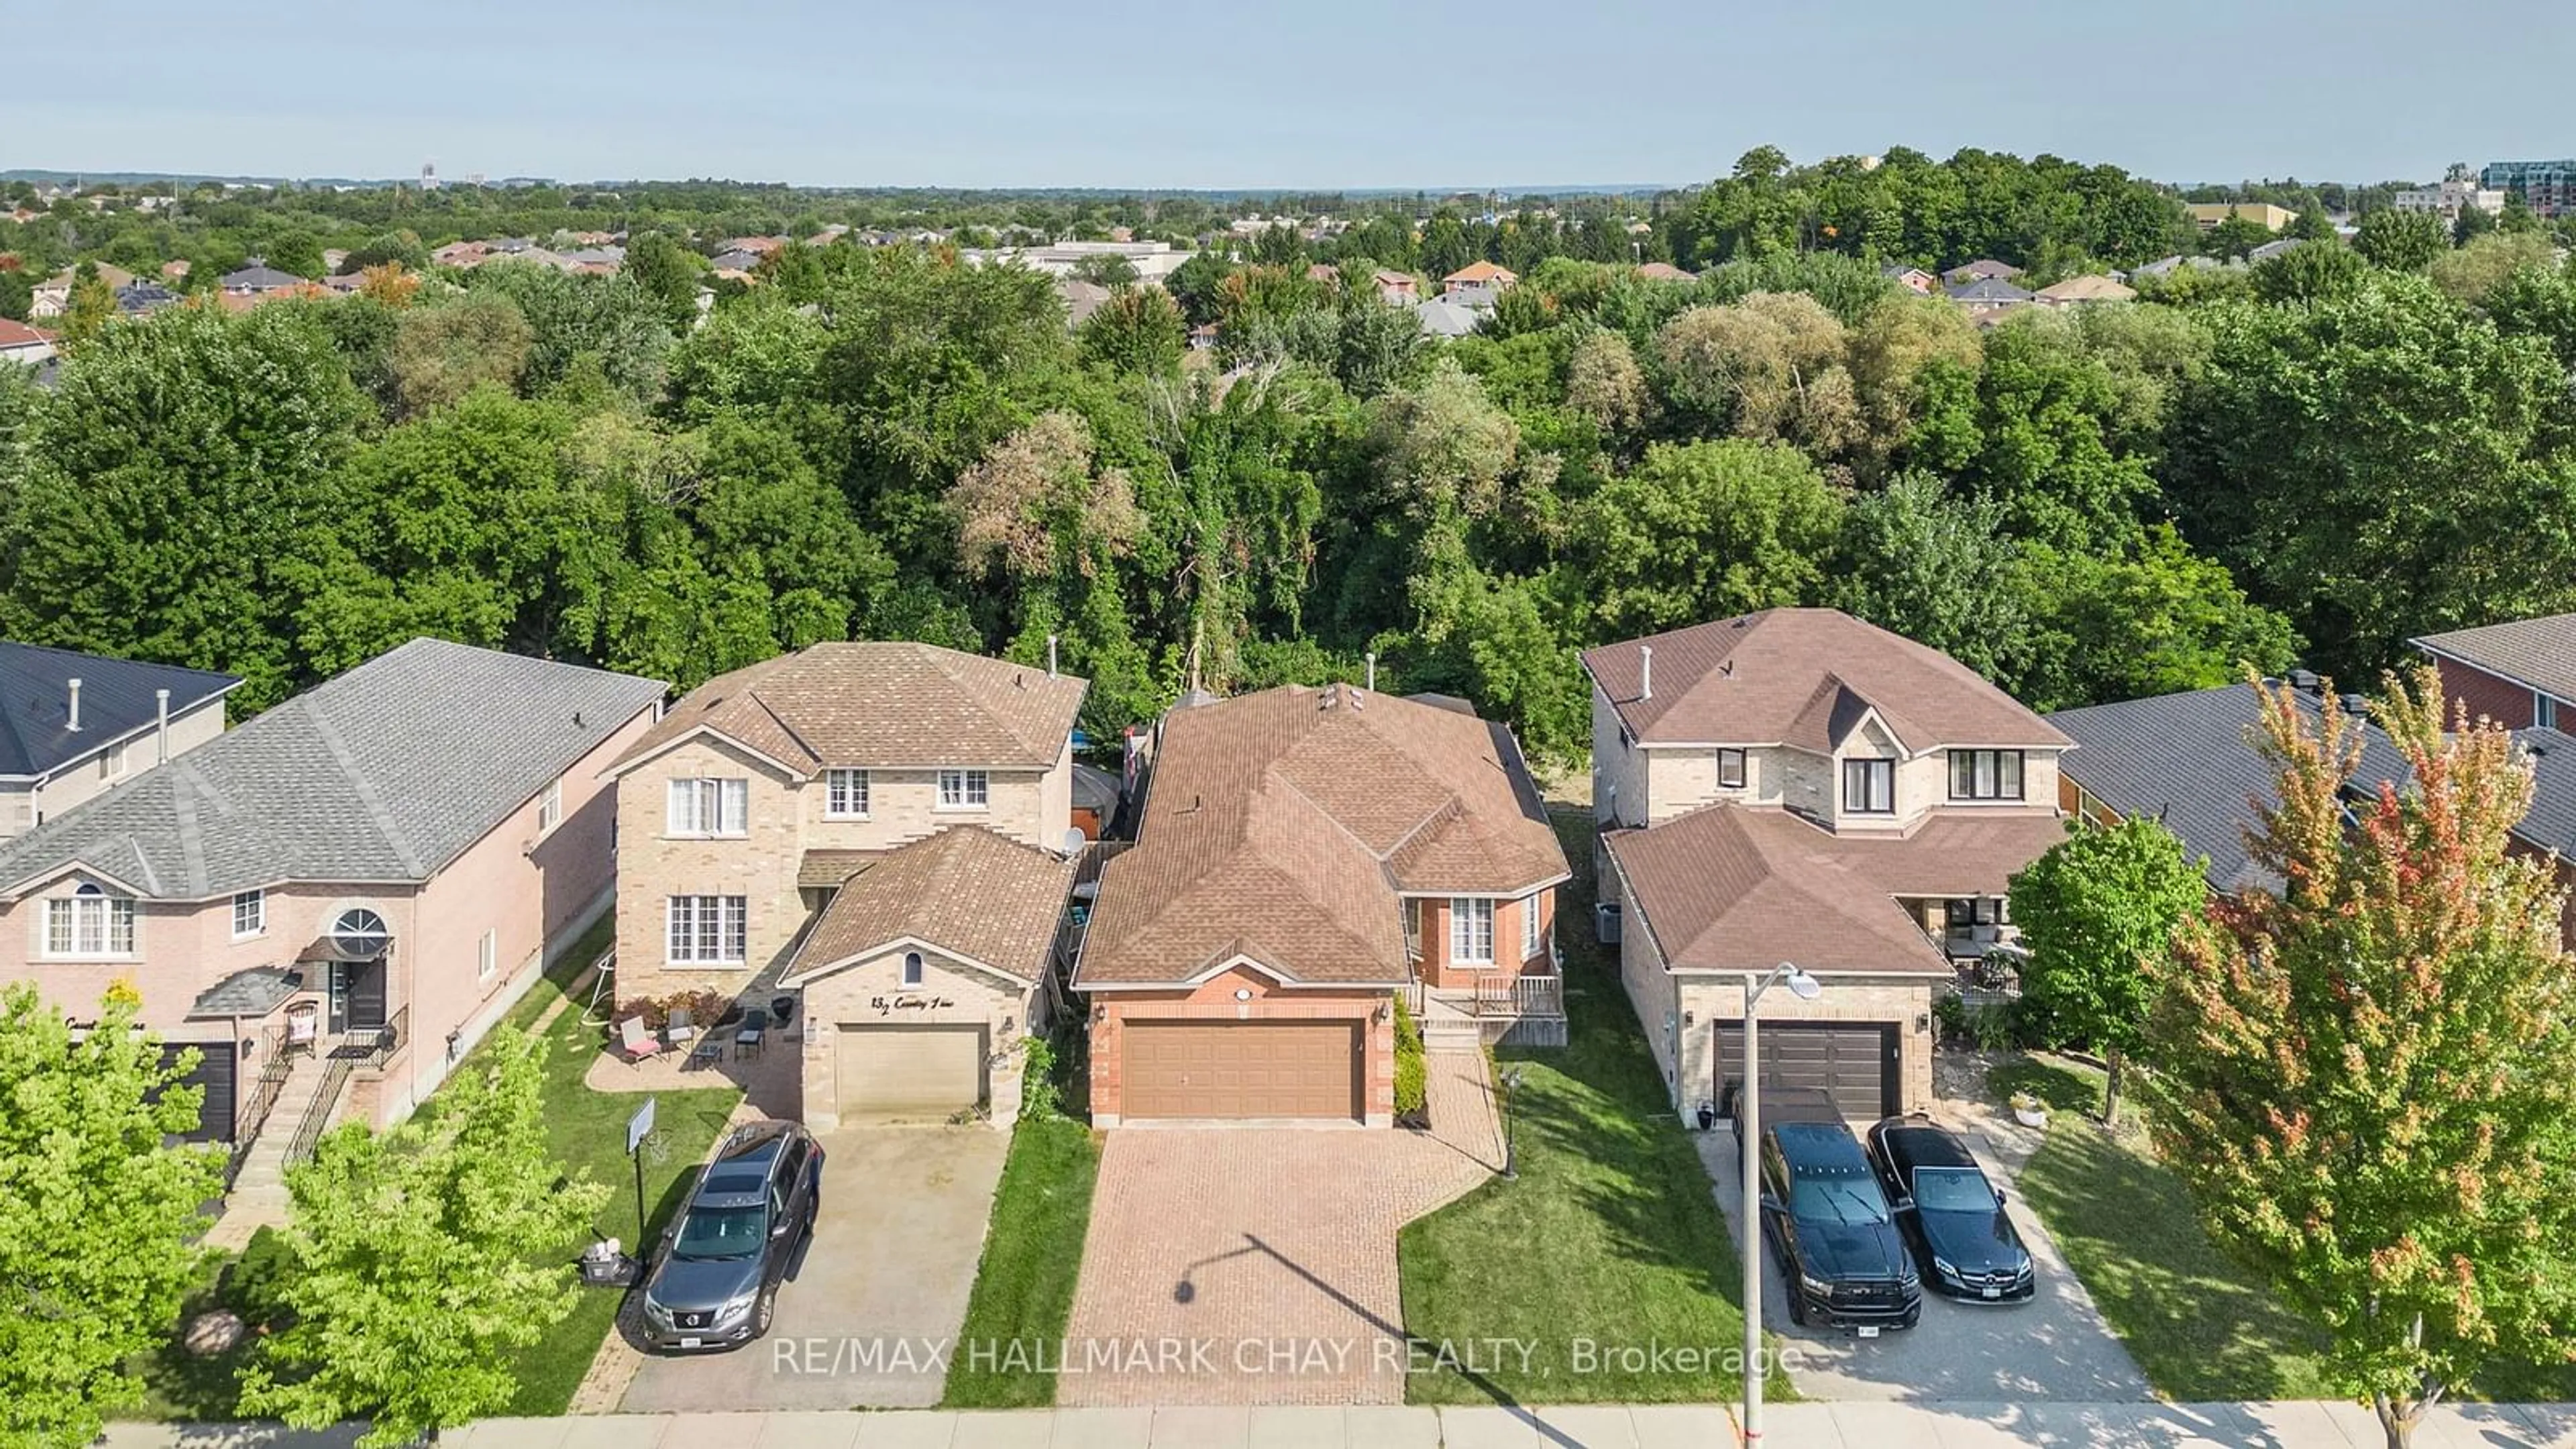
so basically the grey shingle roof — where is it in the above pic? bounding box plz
[0,642,241,778]
[2510,727,2576,856]
[2414,613,2576,704]
[0,639,665,901]
[2047,683,2420,894]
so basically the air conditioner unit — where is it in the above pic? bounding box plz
[1595,901,1621,946]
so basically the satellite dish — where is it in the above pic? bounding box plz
[330,908,392,960]
[1063,827,1087,856]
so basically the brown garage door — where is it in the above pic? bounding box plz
[837,1024,984,1120]
[1714,1022,1900,1123]
[1120,1020,1360,1121]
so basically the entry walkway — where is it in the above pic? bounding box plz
[99,1402,2576,1449]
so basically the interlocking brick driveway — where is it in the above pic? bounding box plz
[1058,1051,1503,1406]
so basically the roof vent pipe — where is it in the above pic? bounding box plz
[1047,634,1059,678]
[65,678,82,732]
[1365,652,1377,692]
[155,689,170,765]
[1640,647,1653,702]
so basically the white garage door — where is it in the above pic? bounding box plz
[836,1024,984,1120]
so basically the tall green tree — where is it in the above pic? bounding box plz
[1577,438,1843,637]
[0,985,227,1449]
[2149,669,2576,1449]
[0,304,370,707]
[239,1032,609,1448]
[2354,209,2450,272]
[2006,816,2206,1124]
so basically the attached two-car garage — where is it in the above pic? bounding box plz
[1118,1020,1361,1121]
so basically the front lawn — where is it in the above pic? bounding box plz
[1995,1056,2339,1400]
[1398,807,1790,1407]
[492,937,739,1415]
[939,1114,1102,1408]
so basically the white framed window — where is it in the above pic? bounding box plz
[100,741,127,781]
[1842,758,1896,815]
[901,949,924,987]
[665,895,747,965]
[46,883,136,958]
[1449,897,1495,965]
[1522,893,1544,960]
[231,889,264,939]
[665,777,748,837]
[1717,748,1746,790]
[476,928,498,981]
[2540,693,2561,731]
[826,768,871,820]
[537,776,564,833]
[936,769,989,810]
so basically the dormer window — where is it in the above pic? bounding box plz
[46,882,136,957]
[1841,758,1895,815]
[1717,748,1746,790]
[1947,749,2025,801]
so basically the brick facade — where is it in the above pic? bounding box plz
[2429,653,2542,730]
[797,941,1041,1131]
[1087,965,1395,1128]
[1411,890,1556,991]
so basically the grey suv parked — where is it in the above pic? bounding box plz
[639,1119,823,1352]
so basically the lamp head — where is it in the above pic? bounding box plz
[1779,962,1822,1001]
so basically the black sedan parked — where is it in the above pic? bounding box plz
[639,1119,824,1351]
[1865,1115,2035,1303]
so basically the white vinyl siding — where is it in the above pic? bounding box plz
[1450,898,1495,965]
[665,895,747,965]
[46,885,136,957]
[936,769,989,810]
[665,778,748,837]
[231,890,264,939]
[826,768,871,819]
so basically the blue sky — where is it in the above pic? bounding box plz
[15,0,2570,189]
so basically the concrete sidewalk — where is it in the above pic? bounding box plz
[95,1402,2576,1449]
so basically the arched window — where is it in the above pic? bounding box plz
[901,951,924,987]
[46,880,136,957]
[330,908,392,959]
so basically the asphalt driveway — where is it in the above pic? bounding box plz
[619,1126,1009,1411]
[1697,1110,2153,1402]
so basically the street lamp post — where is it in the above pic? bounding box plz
[1739,961,1821,1448]
[1499,1065,1526,1181]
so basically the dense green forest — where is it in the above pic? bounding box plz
[4,148,2574,761]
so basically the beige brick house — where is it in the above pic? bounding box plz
[1075,684,1567,1127]
[604,641,1087,1127]
[1582,608,2070,1122]
[0,639,662,1175]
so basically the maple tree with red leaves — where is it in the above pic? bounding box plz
[2147,665,2576,1448]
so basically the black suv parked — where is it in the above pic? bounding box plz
[1743,1089,1921,1334]
[639,1119,824,1352]
[1866,1114,2035,1303]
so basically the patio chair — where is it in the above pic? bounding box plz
[666,1006,698,1050]
[614,1015,664,1068]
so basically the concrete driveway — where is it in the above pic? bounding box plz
[1696,1110,2153,1402]
[620,1126,1009,1411]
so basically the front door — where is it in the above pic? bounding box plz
[327,960,388,1034]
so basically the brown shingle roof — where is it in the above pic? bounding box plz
[1076,685,1567,987]
[798,848,878,889]
[1606,805,2068,975]
[613,642,1086,775]
[1581,609,2070,755]
[786,826,1072,983]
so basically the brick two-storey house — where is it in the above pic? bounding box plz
[0,639,661,1183]
[605,641,1088,1128]
[1584,609,2070,1122]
